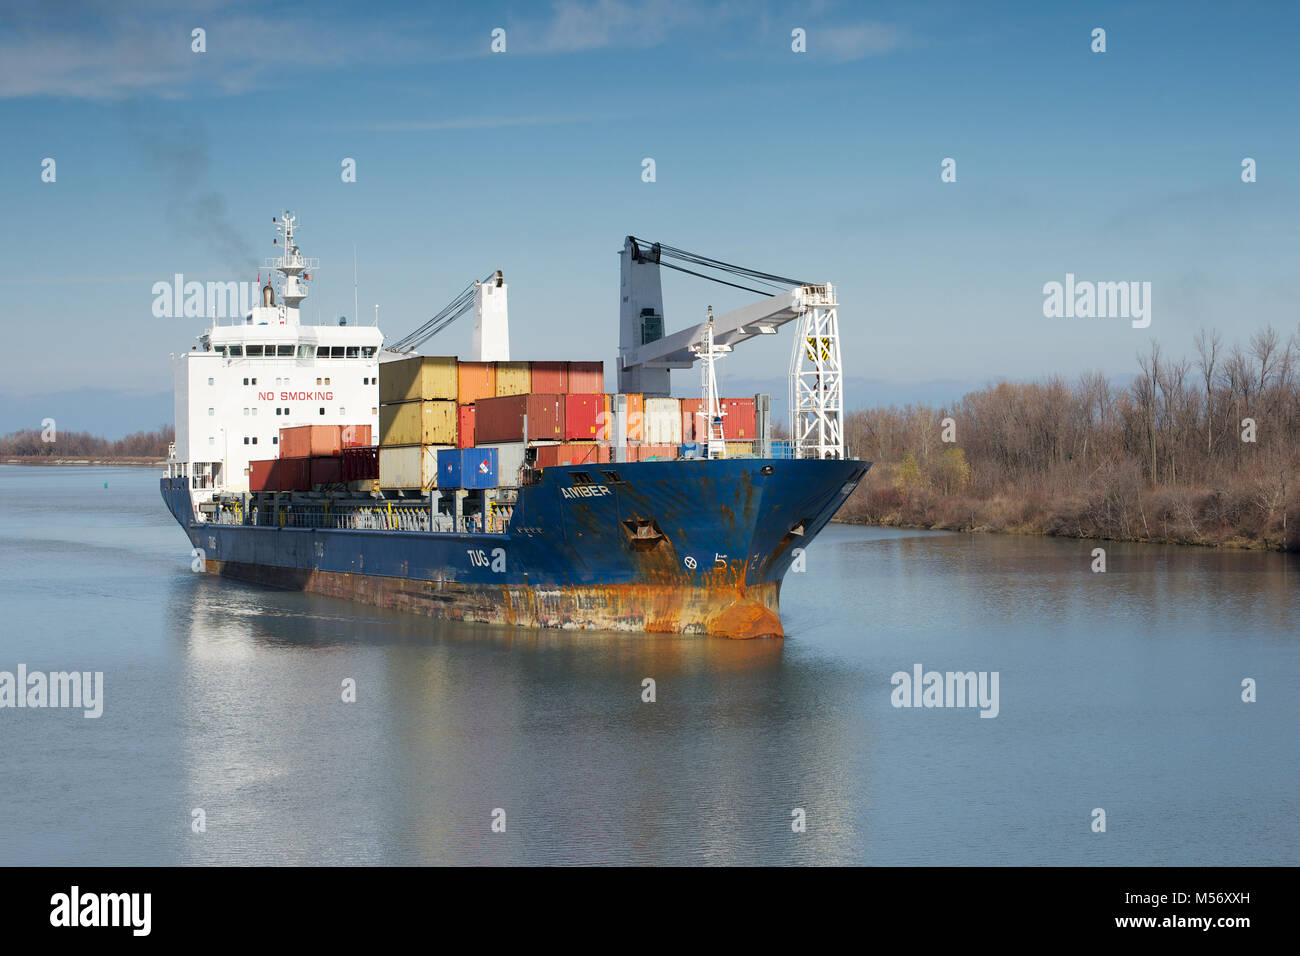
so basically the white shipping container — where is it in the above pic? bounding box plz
[476,441,526,487]
[644,397,683,445]
[379,445,450,490]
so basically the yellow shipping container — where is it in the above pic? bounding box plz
[494,361,532,397]
[725,441,755,458]
[379,400,458,446]
[379,355,458,405]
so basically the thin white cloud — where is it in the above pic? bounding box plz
[338,114,616,132]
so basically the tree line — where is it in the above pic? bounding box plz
[0,425,174,459]
[839,325,1299,551]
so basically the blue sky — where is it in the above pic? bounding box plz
[1,0,1297,430]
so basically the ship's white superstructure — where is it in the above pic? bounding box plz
[167,213,383,497]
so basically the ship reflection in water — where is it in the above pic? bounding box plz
[173,575,865,865]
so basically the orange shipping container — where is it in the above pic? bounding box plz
[457,405,476,448]
[530,361,567,394]
[536,442,600,468]
[457,361,496,405]
[625,393,644,441]
[341,424,371,448]
[279,425,343,459]
[566,361,603,394]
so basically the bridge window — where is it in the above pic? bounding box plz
[228,345,242,357]
[246,345,264,357]
[277,345,294,357]
[331,347,345,358]
[362,347,376,357]
[298,345,313,358]
[316,346,329,358]
[346,346,359,358]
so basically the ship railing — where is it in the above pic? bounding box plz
[242,503,504,535]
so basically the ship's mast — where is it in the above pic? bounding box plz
[265,212,319,326]
[690,307,731,459]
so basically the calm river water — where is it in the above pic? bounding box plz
[0,465,1295,865]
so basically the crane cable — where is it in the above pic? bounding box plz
[387,272,494,353]
[627,236,813,294]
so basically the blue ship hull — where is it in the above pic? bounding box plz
[161,457,869,638]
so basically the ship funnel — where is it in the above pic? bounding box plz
[262,282,275,307]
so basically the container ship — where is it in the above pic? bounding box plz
[161,216,868,638]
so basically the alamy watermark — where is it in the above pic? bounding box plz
[152,274,260,319]
[0,665,103,718]
[891,663,999,718]
[1043,273,1151,329]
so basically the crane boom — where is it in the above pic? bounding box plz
[616,235,845,459]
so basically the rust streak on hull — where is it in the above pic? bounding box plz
[207,559,784,639]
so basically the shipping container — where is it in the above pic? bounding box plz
[310,455,343,486]
[474,393,564,444]
[346,478,378,494]
[494,361,531,397]
[379,400,457,446]
[279,424,345,459]
[457,361,496,405]
[457,404,476,449]
[341,445,379,482]
[378,444,449,490]
[637,443,679,461]
[624,393,644,441]
[725,441,755,458]
[277,456,311,492]
[379,355,458,404]
[566,361,603,394]
[249,458,279,492]
[721,398,757,439]
[475,441,526,487]
[564,393,603,441]
[680,398,702,443]
[436,447,498,489]
[340,423,371,448]
[644,397,682,445]
[530,361,567,394]
[536,442,601,468]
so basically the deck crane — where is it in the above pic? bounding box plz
[618,236,844,459]
[385,270,509,360]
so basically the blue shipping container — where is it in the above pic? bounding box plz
[437,447,498,488]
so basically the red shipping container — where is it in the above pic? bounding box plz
[457,405,476,449]
[530,361,567,394]
[249,459,279,492]
[680,398,702,442]
[341,446,378,482]
[564,393,603,441]
[566,361,603,394]
[474,393,564,443]
[310,456,343,486]
[536,442,600,467]
[279,425,344,458]
[720,398,756,440]
[341,424,371,448]
[277,457,311,491]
